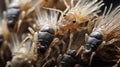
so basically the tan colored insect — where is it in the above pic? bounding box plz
[57,0,104,34]
[6,29,38,67]
[50,0,104,52]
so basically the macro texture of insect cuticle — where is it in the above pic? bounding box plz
[0,0,120,67]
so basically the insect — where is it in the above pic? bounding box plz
[82,5,120,66]
[5,0,61,33]
[35,9,59,53]
[5,0,41,32]
[57,0,104,34]
[37,25,55,53]
[0,0,118,67]
[6,3,20,29]
[58,50,77,67]
[51,0,104,52]
[57,46,85,67]
[39,0,104,66]
[34,9,63,67]
[6,30,38,67]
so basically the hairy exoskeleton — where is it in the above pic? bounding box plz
[41,0,104,66]
[35,9,59,53]
[35,9,65,67]
[6,31,38,67]
[54,0,104,51]
[58,0,104,33]
[47,1,104,66]
[82,5,120,66]
[5,0,41,33]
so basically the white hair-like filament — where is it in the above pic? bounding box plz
[93,5,120,36]
[35,9,59,31]
[68,0,104,20]
[8,35,20,54]
[8,34,36,60]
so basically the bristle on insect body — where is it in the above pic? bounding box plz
[8,34,37,62]
[93,5,120,39]
[57,0,104,34]
[35,9,59,33]
[64,0,104,24]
